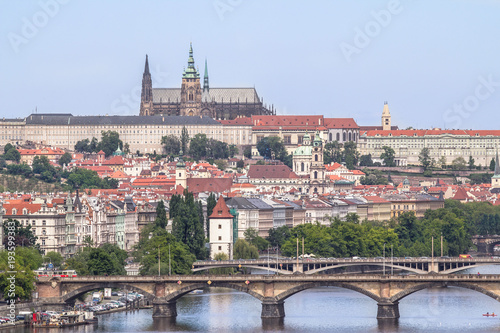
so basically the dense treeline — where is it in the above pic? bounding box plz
[276,200,500,258]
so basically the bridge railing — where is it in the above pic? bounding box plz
[38,273,500,283]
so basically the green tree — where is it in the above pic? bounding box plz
[229,144,238,158]
[181,126,189,154]
[66,168,118,190]
[134,225,195,275]
[171,190,206,259]
[256,136,291,167]
[4,147,20,162]
[66,244,127,275]
[419,148,432,171]
[490,158,496,172]
[2,219,38,249]
[345,213,360,224]
[97,131,123,157]
[359,154,374,167]
[43,251,64,268]
[75,139,91,153]
[243,146,252,159]
[83,235,94,248]
[3,143,14,154]
[452,157,467,170]
[155,200,168,229]
[161,135,181,155]
[244,227,269,251]
[207,139,229,159]
[6,163,33,177]
[215,159,227,170]
[0,247,42,301]
[343,141,359,169]
[236,160,244,168]
[206,193,217,239]
[189,133,208,160]
[169,194,181,219]
[438,156,447,169]
[267,226,291,248]
[468,156,475,170]
[234,239,259,259]
[324,141,342,165]
[59,152,72,166]
[380,146,396,167]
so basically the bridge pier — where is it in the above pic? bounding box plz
[152,299,177,318]
[261,300,285,318]
[376,301,399,319]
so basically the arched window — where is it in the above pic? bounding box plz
[314,187,318,193]
[343,132,346,141]
[314,171,318,179]
[301,162,304,172]
[353,133,356,141]
[336,133,340,141]
[349,132,352,141]
[189,93,193,101]
[315,155,318,161]
[329,133,332,141]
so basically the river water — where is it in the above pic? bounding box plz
[9,266,500,333]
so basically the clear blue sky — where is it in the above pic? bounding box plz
[1,0,499,129]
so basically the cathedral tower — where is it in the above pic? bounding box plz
[140,55,153,116]
[180,43,202,116]
[382,101,391,131]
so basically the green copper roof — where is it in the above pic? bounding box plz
[183,43,200,79]
[293,145,312,156]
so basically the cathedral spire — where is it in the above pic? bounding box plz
[140,54,153,115]
[144,54,150,75]
[203,58,209,92]
[183,43,200,79]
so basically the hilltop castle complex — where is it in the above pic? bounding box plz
[139,44,274,119]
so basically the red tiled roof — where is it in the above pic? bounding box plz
[208,196,233,219]
[186,178,232,193]
[363,129,500,137]
[247,164,299,179]
[250,115,325,130]
[324,118,359,129]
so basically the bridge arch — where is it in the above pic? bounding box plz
[192,265,292,275]
[390,282,500,303]
[164,282,265,302]
[62,282,155,303]
[442,263,500,274]
[306,263,426,275]
[274,281,382,303]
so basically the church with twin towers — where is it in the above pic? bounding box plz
[139,44,275,120]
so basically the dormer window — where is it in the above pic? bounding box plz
[12,208,17,215]
[218,210,222,215]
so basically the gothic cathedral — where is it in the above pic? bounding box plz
[139,44,275,120]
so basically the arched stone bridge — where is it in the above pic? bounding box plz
[37,274,500,320]
[193,257,500,275]
[472,235,500,254]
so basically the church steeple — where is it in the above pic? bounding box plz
[183,43,199,79]
[144,54,150,74]
[140,55,153,116]
[203,58,209,92]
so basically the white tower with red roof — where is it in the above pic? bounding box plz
[208,196,234,259]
